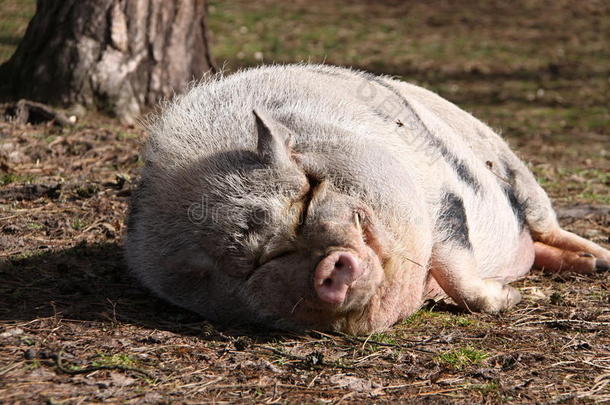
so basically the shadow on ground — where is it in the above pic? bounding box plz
[0,243,209,333]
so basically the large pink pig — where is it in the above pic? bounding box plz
[125,65,609,334]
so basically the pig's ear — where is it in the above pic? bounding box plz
[253,109,293,167]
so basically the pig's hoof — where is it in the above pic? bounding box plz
[468,281,522,313]
[596,259,610,272]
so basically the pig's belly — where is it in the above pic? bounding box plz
[479,229,536,282]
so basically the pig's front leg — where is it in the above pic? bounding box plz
[429,246,522,313]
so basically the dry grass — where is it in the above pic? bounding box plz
[1,0,609,403]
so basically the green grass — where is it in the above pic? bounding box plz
[71,218,86,231]
[208,1,610,76]
[24,359,41,370]
[575,192,610,205]
[532,166,610,205]
[468,382,500,394]
[6,249,46,262]
[92,353,137,368]
[75,184,99,199]
[369,332,397,345]
[0,0,36,62]
[31,132,58,143]
[117,131,139,141]
[436,346,489,370]
[515,106,610,134]
[401,309,475,328]
[1,173,36,186]
[56,352,139,374]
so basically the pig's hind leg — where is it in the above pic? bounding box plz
[502,165,609,273]
[533,230,610,273]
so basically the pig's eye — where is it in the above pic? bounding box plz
[247,207,270,230]
[256,248,294,268]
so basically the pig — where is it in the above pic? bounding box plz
[125,64,610,335]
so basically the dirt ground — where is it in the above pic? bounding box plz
[1,0,609,403]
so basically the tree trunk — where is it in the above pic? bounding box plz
[0,0,215,124]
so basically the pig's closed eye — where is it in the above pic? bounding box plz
[295,173,320,232]
[354,211,363,230]
[247,207,270,230]
[255,248,294,268]
[353,209,370,244]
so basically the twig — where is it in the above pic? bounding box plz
[255,345,355,370]
[0,362,21,376]
[515,319,610,327]
[581,361,610,371]
[179,376,224,391]
[416,387,465,396]
[3,99,73,126]
[336,332,437,353]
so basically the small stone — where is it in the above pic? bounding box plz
[24,349,36,360]
[2,224,18,234]
[143,392,163,403]
[110,372,136,387]
[233,336,252,351]
[330,374,379,392]
[0,328,24,338]
[96,381,110,389]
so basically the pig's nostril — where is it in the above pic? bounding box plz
[335,256,351,271]
[314,252,364,305]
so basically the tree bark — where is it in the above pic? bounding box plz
[0,0,215,124]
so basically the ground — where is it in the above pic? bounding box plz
[0,0,609,403]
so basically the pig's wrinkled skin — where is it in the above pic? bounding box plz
[125,64,610,334]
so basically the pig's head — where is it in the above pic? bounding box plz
[128,109,430,334]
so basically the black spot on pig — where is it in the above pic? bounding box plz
[501,161,526,230]
[419,131,481,192]
[442,150,480,193]
[504,186,526,230]
[437,191,471,249]
[502,161,517,182]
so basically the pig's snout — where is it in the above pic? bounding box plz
[314,252,364,305]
